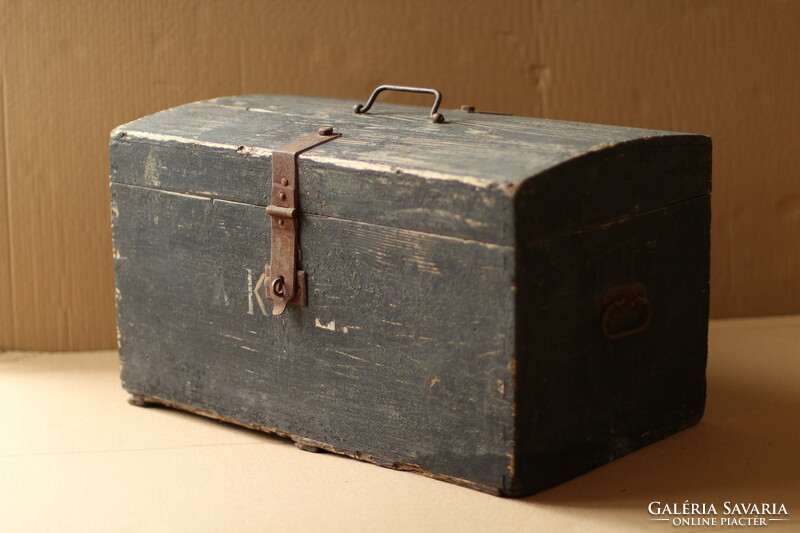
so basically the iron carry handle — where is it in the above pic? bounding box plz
[353,85,445,123]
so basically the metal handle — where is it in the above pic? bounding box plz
[599,285,653,341]
[353,85,445,123]
[601,296,652,340]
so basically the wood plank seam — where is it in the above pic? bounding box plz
[111,181,515,250]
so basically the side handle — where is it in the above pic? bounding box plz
[599,284,653,341]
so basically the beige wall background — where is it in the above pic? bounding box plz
[1,0,799,350]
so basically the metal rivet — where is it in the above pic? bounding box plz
[279,192,286,200]
[318,126,334,136]
[281,178,289,186]
[278,219,284,226]
[271,277,285,297]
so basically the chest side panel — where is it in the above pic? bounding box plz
[110,182,515,493]
[513,195,710,495]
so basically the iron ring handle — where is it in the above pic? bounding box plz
[601,295,653,341]
[353,85,445,123]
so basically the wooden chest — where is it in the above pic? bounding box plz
[109,87,711,496]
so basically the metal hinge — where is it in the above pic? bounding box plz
[265,126,340,315]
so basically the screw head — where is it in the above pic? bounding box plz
[279,192,286,200]
[318,126,334,136]
[271,277,285,297]
[281,178,289,186]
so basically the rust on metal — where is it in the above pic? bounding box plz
[266,129,340,315]
[265,269,307,306]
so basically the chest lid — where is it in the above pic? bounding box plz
[110,89,710,246]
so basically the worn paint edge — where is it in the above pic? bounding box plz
[127,393,505,496]
[302,154,502,191]
[113,129,507,192]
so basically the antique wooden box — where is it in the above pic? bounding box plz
[110,86,711,496]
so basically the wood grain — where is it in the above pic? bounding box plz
[111,182,516,493]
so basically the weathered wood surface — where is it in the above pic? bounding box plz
[110,95,708,244]
[110,95,712,496]
[111,182,516,494]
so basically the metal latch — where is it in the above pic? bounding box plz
[265,126,340,315]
